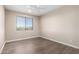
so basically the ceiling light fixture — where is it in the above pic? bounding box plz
[36,5,40,8]
[28,9,32,13]
[27,5,31,8]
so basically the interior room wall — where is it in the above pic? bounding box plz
[5,5,79,49]
[40,6,79,48]
[5,10,40,42]
[0,5,5,53]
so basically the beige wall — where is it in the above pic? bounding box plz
[6,11,40,42]
[5,6,79,48]
[40,6,79,48]
[0,6,5,53]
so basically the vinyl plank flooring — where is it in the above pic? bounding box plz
[2,37,79,54]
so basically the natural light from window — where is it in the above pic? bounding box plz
[16,16,33,30]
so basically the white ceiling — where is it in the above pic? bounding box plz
[5,5,62,16]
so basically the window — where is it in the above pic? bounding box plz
[16,16,25,30]
[16,16,33,30]
[25,17,33,30]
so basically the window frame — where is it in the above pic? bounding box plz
[16,16,33,31]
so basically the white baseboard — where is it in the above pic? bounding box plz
[40,35,79,49]
[6,36,39,43]
[0,36,39,53]
[0,41,6,54]
[3,35,79,53]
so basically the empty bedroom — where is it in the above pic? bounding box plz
[0,5,79,54]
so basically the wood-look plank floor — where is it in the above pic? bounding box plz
[2,37,79,54]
